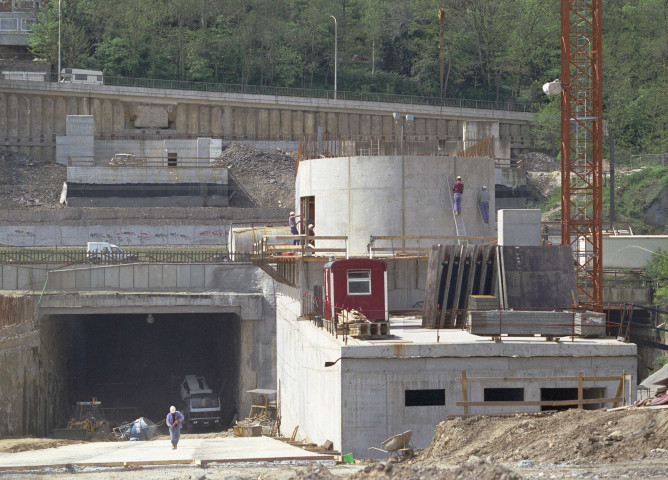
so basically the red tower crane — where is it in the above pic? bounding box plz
[560,0,604,311]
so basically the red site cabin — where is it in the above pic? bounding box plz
[323,259,388,322]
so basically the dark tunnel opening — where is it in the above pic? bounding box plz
[43,312,240,432]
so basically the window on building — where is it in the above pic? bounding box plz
[21,18,35,31]
[347,270,371,295]
[0,18,18,32]
[167,152,177,167]
[484,388,524,402]
[540,387,604,411]
[405,389,445,407]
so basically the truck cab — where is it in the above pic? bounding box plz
[180,375,222,429]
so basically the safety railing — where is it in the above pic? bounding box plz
[253,235,349,259]
[298,135,495,160]
[367,235,497,258]
[68,156,225,168]
[0,247,232,265]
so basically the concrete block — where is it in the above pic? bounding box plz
[498,209,541,246]
[119,267,134,289]
[176,265,190,288]
[104,267,120,289]
[134,265,149,289]
[74,268,91,289]
[90,268,106,289]
[66,115,95,136]
[189,264,205,289]
[60,270,76,291]
[1,266,18,290]
[148,265,163,288]
[162,265,177,288]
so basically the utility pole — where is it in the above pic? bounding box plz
[58,0,61,81]
[330,15,337,100]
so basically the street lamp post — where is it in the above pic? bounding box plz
[58,0,61,81]
[330,15,337,100]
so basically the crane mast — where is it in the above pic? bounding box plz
[561,0,604,311]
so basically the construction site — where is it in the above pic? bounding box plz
[1,2,668,479]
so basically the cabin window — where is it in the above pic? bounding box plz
[347,270,371,295]
[484,388,524,402]
[405,389,445,407]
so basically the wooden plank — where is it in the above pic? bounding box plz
[422,245,443,328]
[455,375,634,382]
[372,235,496,241]
[456,397,623,407]
[436,246,452,328]
[461,370,469,416]
[438,245,456,328]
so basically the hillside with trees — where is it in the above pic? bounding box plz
[28,0,667,158]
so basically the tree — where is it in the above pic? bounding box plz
[29,0,92,69]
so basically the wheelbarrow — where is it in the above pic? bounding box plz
[369,430,414,461]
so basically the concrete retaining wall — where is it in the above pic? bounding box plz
[276,284,343,448]
[0,80,532,163]
[0,224,233,247]
[602,236,668,269]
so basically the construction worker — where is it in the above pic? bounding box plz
[478,185,490,223]
[452,176,464,215]
[288,211,302,245]
[166,406,184,450]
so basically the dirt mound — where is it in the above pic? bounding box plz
[290,459,524,480]
[419,409,668,466]
[0,150,66,209]
[0,437,85,453]
[214,142,297,209]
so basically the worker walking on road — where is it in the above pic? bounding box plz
[167,406,184,450]
[478,185,490,223]
[452,176,464,215]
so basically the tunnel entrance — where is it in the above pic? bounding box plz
[42,312,240,431]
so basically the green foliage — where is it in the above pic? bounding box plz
[22,0,668,155]
[646,248,668,310]
[604,167,668,233]
[529,97,560,156]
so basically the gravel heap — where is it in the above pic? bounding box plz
[0,150,66,209]
[418,408,668,465]
[516,152,560,172]
[214,142,297,208]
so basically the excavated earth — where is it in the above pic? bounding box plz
[1,408,667,479]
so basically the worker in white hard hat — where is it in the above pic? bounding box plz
[478,185,490,224]
[288,211,302,245]
[166,405,184,449]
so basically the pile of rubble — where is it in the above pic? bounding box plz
[213,142,297,208]
[0,150,66,210]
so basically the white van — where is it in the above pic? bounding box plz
[61,68,104,85]
[86,242,137,263]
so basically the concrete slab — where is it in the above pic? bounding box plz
[0,437,334,471]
